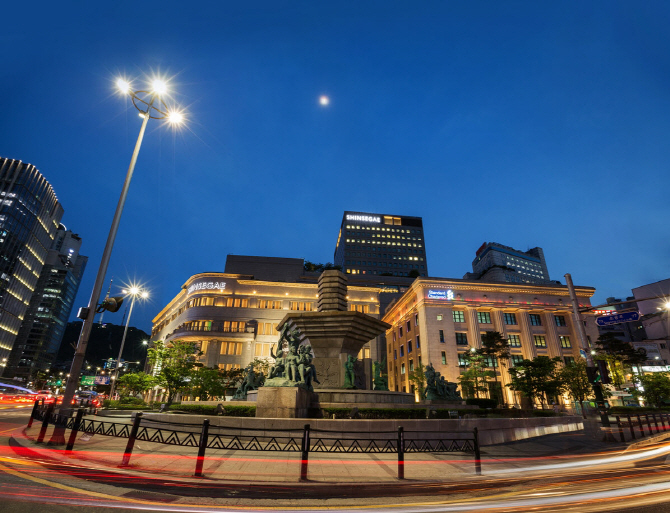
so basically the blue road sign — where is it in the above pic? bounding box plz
[596,311,640,326]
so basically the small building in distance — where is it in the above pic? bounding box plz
[464,242,552,285]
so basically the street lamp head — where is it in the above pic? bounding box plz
[141,291,149,299]
[166,110,184,125]
[129,286,140,295]
[116,78,131,94]
[152,79,168,95]
[142,340,148,345]
[665,301,670,310]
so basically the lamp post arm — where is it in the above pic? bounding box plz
[60,95,156,410]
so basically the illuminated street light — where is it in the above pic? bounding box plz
[56,75,187,436]
[108,285,149,400]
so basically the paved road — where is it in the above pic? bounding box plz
[2,407,670,512]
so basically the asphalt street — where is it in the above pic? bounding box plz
[2,406,670,512]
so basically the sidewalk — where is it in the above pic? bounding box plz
[12,415,659,485]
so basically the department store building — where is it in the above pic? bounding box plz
[382,277,600,407]
[151,271,382,371]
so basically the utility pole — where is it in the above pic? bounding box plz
[565,273,610,427]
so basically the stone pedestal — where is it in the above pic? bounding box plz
[255,386,316,418]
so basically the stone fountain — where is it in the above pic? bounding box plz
[254,270,415,417]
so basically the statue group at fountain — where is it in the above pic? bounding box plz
[263,326,320,391]
[424,363,461,401]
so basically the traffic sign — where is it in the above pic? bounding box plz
[596,311,640,326]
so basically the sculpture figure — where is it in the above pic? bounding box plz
[424,363,461,401]
[233,364,259,400]
[343,354,357,389]
[297,344,320,391]
[373,358,389,391]
[262,325,319,389]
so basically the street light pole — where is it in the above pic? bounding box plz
[565,273,610,427]
[50,78,184,444]
[109,287,148,400]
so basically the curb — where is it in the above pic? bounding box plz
[625,432,670,451]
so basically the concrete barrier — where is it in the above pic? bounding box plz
[141,413,583,446]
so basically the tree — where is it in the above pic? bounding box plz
[559,359,592,418]
[595,333,647,387]
[479,331,510,406]
[304,261,342,272]
[458,348,495,399]
[189,367,227,400]
[147,340,202,406]
[408,363,427,400]
[638,372,670,408]
[507,356,563,408]
[116,372,157,398]
[219,366,247,399]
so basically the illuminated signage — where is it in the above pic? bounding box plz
[187,281,226,294]
[346,214,381,223]
[428,290,454,300]
[593,309,615,315]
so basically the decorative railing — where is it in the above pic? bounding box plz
[28,401,481,479]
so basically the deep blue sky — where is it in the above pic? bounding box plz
[2,2,670,334]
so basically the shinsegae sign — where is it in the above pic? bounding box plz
[346,214,381,223]
[187,281,226,294]
[428,290,454,300]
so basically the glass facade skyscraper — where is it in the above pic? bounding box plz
[6,226,87,379]
[0,158,63,373]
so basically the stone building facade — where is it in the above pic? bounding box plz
[150,272,382,372]
[382,277,600,407]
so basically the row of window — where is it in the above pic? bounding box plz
[441,331,571,349]
[393,335,421,359]
[450,310,568,327]
[200,340,244,355]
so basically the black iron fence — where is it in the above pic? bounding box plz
[613,412,670,442]
[28,401,481,479]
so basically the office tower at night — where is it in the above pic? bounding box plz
[5,226,87,379]
[0,158,64,373]
[465,242,551,285]
[334,211,428,278]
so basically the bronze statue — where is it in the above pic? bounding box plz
[373,358,389,391]
[343,354,357,389]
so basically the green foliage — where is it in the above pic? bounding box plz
[147,340,203,407]
[479,331,510,406]
[303,261,342,272]
[116,372,156,397]
[595,333,647,387]
[559,359,592,403]
[321,407,562,419]
[408,363,427,399]
[322,408,428,419]
[465,398,497,409]
[167,404,256,416]
[507,356,563,407]
[458,347,496,398]
[189,367,227,401]
[638,372,670,408]
[102,399,150,410]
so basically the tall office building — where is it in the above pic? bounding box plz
[0,158,63,374]
[5,226,87,379]
[464,242,551,285]
[334,211,428,278]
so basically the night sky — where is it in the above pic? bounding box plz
[2,2,669,334]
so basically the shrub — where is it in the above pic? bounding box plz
[167,404,256,417]
[119,396,145,405]
[101,399,150,410]
[322,408,427,419]
[465,398,498,409]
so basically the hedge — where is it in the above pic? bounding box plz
[168,404,256,417]
[465,398,498,409]
[101,399,152,410]
[321,407,562,419]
